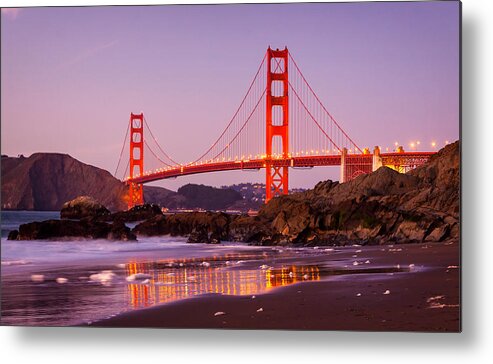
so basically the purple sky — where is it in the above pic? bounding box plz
[1,2,459,190]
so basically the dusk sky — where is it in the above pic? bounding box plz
[1,2,459,190]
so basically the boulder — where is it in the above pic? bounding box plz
[60,196,110,219]
[16,219,111,240]
[11,218,136,241]
[108,220,137,241]
[132,215,169,236]
[134,211,232,239]
[209,232,221,244]
[7,230,19,240]
[108,203,163,222]
[187,227,210,244]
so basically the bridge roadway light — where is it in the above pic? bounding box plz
[431,141,437,148]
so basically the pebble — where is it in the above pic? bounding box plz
[31,274,45,283]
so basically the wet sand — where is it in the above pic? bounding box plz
[91,241,460,332]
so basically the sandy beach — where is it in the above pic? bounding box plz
[90,241,460,331]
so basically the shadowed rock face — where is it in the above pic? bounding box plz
[8,218,136,241]
[106,204,163,223]
[133,212,233,240]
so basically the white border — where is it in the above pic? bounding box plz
[2,0,493,363]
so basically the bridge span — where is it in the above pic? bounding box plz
[115,47,435,209]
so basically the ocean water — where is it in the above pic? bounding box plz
[0,211,328,327]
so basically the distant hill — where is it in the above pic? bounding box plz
[1,153,129,211]
[175,184,242,210]
[0,153,246,212]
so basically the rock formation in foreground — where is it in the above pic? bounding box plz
[60,196,111,219]
[132,141,460,246]
[250,140,460,245]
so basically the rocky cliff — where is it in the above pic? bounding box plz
[1,153,129,211]
[251,140,460,245]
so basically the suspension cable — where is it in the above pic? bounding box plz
[114,116,130,177]
[143,116,181,166]
[192,52,268,163]
[288,52,363,153]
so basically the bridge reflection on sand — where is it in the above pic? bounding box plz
[125,257,320,309]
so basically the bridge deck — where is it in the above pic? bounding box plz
[127,152,435,184]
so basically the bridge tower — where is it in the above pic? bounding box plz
[128,113,144,209]
[265,47,289,203]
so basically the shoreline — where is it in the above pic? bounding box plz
[89,241,460,331]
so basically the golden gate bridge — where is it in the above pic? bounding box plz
[115,47,435,209]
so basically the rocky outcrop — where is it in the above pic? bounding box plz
[8,218,136,241]
[106,204,163,222]
[133,212,234,240]
[60,196,110,219]
[186,227,221,244]
[129,141,459,246]
[250,141,460,246]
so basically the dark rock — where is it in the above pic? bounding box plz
[209,232,221,244]
[187,227,210,244]
[7,230,19,240]
[132,215,169,235]
[134,211,233,239]
[108,203,162,222]
[108,220,137,241]
[15,218,136,241]
[61,196,110,219]
[18,219,110,240]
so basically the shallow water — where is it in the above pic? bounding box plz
[1,211,408,327]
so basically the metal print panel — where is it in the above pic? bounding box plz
[0,1,460,331]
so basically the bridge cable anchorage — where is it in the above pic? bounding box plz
[114,116,131,177]
[288,52,363,154]
[143,116,181,166]
[192,52,268,164]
